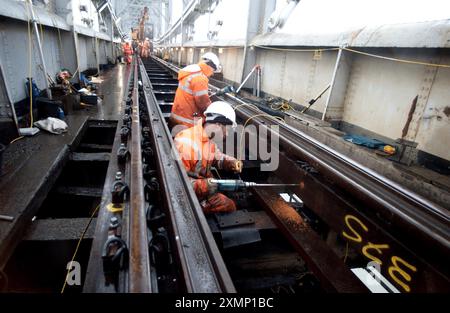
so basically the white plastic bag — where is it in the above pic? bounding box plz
[34,117,68,134]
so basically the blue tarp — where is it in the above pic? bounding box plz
[25,78,41,106]
[79,73,91,86]
[343,134,386,149]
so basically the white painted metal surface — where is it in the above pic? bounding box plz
[414,55,450,160]
[155,0,450,162]
[1,0,449,164]
[0,0,118,103]
[253,0,450,48]
[256,48,336,112]
[155,0,250,46]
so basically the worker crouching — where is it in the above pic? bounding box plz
[169,52,222,132]
[174,101,242,213]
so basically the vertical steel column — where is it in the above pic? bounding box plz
[95,36,100,74]
[70,0,82,82]
[322,47,352,122]
[240,0,264,87]
[27,0,52,99]
[73,32,82,81]
[178,15,184,66]
[0,62,19,133]
[110,13,115,62]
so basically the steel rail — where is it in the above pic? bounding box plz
[150,56,449,263]
[139,59,236,292]
[234,105,450,266]
[145,57,369,292]
[149,56,449,290]
[129,60,152,292]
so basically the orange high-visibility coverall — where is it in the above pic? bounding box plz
[174,120,237,213]
[123,43,133,64]
[170,62,213,128]
[141,39,151,58]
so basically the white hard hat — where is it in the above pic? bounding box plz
[201,52,222,73]
[204,101,236,128]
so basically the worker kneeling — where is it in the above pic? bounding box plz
[174,101,242,213]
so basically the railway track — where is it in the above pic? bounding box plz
[2,55,447,293]
[84,60,234,293]
[131,55,449,293]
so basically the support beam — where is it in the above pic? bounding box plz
[110,14,115,62]
[24,218,97,241]
[322,47,353,123]
[240,0,265,89]
[27,0,52,99]
[95,36,100,73]
[70,152,111,162]
[178,15,184,66]
[71,0,82,81]
[0,61,19,135]
[55,186,103,198]
[78,143,113,151]
[404,57,440,143]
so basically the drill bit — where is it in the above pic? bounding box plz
[247,182,298,188]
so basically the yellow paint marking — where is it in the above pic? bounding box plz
[362,242,390,265]
[388,256,417,293]
[107,203,124,213]
[342,215,368,243]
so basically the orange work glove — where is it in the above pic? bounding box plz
[222,157,243,173]
[202,193,236,214]
[192,178,218,198]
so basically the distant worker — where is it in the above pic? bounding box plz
[122,41,133,64]
[169,52,221,129]
[138,41,144,56]
[174,101,242,213]
[141,38,151,58]
[163,50,170,61]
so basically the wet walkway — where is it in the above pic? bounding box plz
[0,64,129,268]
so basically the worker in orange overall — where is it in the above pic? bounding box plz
[169,52,221,130]
[174,101,242,213]
[141,38,151,58]
[122,41,133,64]
[138,41,144,57]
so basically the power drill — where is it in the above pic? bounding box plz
[209,179,297,192]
